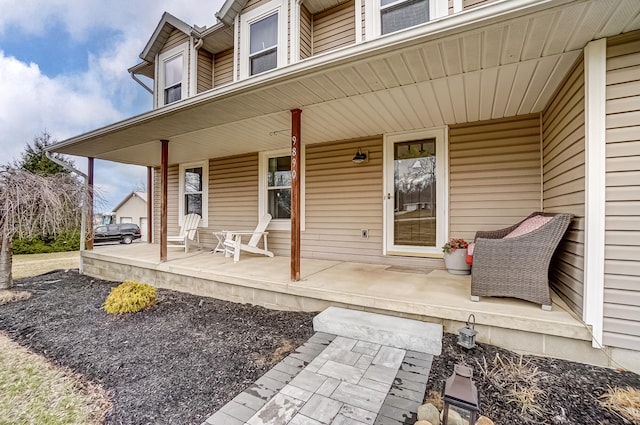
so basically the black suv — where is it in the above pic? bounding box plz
[94,224,142,244]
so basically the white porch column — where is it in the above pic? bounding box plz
[583,38,607,348]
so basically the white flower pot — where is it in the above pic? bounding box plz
[444,248,471,275]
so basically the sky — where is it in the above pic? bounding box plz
[0,0,225,211]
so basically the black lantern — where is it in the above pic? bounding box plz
[441,364,480,425]
[458,313,478,349]
[352,148,367,164]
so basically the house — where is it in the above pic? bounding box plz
[50,0,640,372]
[111,191,149,241]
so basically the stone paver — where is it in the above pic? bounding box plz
[203,308,440,425]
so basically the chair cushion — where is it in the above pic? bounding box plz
[504,215,553,239]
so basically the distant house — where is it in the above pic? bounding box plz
[50,0,640,371]
[112,191,149,241]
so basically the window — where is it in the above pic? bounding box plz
[163,54,183,104]
[267,155,291,219]
[240,0,286,79]
[380,0,428,35]
[178,160,208,227]
[259,148,305,231]
[366,0,447,39]
[250,13,278,75]
[157,44,187,107]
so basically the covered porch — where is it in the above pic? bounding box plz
[81,243,609,367]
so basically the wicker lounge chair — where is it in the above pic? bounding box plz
[469,212,573,310]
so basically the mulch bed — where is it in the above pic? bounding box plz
[1,269,639,424]
[0,270,315,425]
[425,333,640,424]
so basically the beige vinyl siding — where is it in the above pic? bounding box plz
[214,48,234,87]
[161,29,189,53]
[449,115,542,241]
[302,137,441,269]
[542,56,585,316]
[603,32,640,351]
[153,165,180,243]
[300,5,312,59]
[312,0,355,56]
[204,154,262,249]
[241,0,271,14]
[197,49,213,94]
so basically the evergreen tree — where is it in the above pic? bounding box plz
[16,131,74,175]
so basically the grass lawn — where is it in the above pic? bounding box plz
[0,333,108,425]
[12,251,79,279]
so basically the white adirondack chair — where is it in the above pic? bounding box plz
[167,213,201,252]
[221,214,274,262]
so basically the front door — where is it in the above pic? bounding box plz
[384,128,447,256]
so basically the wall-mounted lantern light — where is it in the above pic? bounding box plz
[352,148,367,164]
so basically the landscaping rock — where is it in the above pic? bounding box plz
[475,416,494,425]
[417,402,440,424]
[440,408,463,425]
[415,421,434,425]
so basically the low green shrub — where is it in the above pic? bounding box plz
[13,231,80,254]
[103,280,157,315]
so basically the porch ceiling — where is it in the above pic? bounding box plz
[52,0,640,167]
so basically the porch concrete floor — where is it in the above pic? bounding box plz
[83,243,590,344]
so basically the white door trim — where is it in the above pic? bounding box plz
[383,126,448,256]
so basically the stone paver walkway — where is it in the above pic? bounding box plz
[203,308,441,425]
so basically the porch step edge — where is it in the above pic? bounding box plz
[313,306,442,355]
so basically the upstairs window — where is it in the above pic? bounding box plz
[250,13,278,76]
[163,54,183,104]
[157,44,187,107]
[240,0,286,79]
[380,0,429,35]
[366,0,445,40]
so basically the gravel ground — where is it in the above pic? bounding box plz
[1,269,639,425]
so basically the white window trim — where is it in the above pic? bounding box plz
[383,126,448,256]
[583,38,606,349]
[240,0,288,79]
[156,43,188,108]
[291,0,301,64]
[178,160,209,228]
[259,147,305,231]
[365,0,448,40]
[189,35,197,97]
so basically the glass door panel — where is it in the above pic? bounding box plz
[393,139,436,247]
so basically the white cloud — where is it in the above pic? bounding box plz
[0,1,225,208]
[0,1,220,40]
[0,52,123,160]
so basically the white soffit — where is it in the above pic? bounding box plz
[52,0,640,166]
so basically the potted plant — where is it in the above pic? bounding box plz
[442,238,471,275]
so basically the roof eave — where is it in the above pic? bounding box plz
[140,12,194,63]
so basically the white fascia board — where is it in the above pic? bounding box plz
[52,0,575,152]
[583,38,606,348]
[217,0,249,26]
[141,12,193,63]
